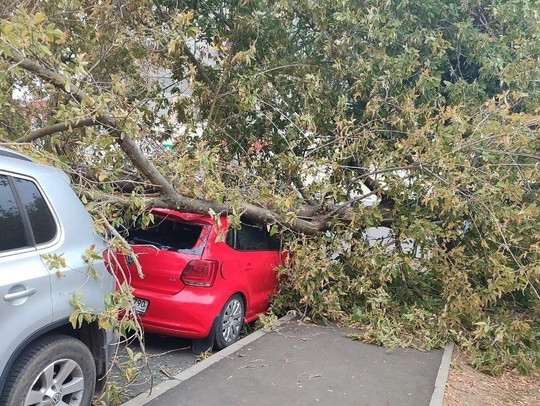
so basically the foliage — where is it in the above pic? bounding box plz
[256,312,279,331]
[1,0,539,378]
[195,350,213,363]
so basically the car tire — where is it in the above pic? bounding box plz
[214,294,245,350]
[0,334,96,406]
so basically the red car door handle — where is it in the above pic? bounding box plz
[4,288,37,301]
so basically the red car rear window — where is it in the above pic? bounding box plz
[128,215,205,251]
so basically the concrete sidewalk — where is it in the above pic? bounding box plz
[122,316,452,406]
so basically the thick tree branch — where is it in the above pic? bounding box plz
[117,132,326,234]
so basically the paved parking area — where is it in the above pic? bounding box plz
[122,318,451,406]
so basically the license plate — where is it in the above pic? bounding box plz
[134,297,149,315]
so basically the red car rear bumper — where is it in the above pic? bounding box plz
[133,287,225,339]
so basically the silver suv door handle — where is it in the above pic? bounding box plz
[4,288,37,301]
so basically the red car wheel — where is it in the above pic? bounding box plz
[214,294,244,350]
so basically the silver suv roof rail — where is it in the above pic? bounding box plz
[0,147,33,162]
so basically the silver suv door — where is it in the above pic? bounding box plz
[0,174,53,373]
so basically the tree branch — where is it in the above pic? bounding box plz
[15,117,100,142]
[183,44,217,93]
[150,0,216,92]
[8,54,86,103]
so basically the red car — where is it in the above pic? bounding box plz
[109,209,282,350]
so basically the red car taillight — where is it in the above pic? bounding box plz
[181,260,218,287]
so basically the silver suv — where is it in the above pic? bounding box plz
[0,148,115,406]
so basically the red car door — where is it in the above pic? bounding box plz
[233,223,281,318]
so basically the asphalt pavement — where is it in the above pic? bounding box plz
[121,315,453,406]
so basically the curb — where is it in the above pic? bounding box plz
[120,313,297,406]
[429,342,455,406]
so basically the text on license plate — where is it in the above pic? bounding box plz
[134,298,149,314]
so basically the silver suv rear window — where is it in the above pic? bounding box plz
[0,174,57,252]
[0,175,28,251]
